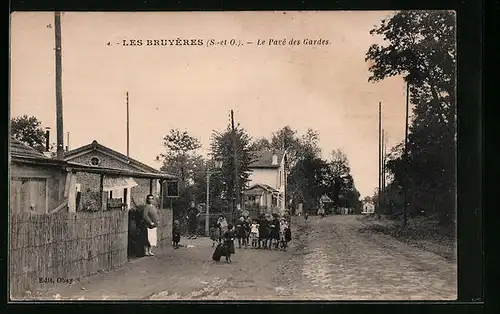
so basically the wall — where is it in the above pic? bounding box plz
[9,210,128,299]
[10,163,67,214]
[67,151,159,209]
[155,208,173,250]
[247,168,279,190]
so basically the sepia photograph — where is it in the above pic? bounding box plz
[9,10,457,301]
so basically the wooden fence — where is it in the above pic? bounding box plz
[9,210,128,298]
[155,208,173,250]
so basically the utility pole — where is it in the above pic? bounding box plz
[66,132,70,152]
[126,91,130,158]
[381,129,385,211]
[403,80,410,227]
[230,110,239,218]
[54,11,64,160]
[205,170,211,236]
[378,102,382,215]
[383,130,388,205]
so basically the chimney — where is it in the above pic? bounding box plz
[45,128,50,151]
[271,153,278,165]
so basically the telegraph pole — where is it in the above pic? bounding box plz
[205,170,211,236]
[54,11,64,160]
[126,91,130,158]
[403,80,410,227]
[378,102,382,215]
[381,129,385,210]
[230,110,239,218]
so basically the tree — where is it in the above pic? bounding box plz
[328,149,361,211]
[366,10,456,226]
[210,124,255,215]
[289,154,332,213]
[249,137,272,151]
[158,129,204,216]
[11,115,48,153]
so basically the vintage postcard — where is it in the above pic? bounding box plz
[9,11,457,301]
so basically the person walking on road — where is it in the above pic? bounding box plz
[222,223,236,263]
[172,220,181,249]
[187,202,200,239]
[143,194,160,256]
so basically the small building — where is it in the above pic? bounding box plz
[10,137,177,214]
[63,140,170,210]
[244,150,287,215]
[10,137,71,214]
[362,201,375,214]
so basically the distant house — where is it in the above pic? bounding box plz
[362,200,375,214]
[243,150,287,215]
[63,140,174,210]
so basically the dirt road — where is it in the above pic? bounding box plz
[30,215,457,300]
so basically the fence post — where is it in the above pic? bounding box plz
[100,175,106,211]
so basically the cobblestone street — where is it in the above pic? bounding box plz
[31,215,457,301]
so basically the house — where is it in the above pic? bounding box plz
[10,137,177,214]
[362,200,375,214]
[243,150,287,215]
[9,137,72,214]
[63,140,171,210]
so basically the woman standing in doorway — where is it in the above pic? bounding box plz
[143,194,160,256]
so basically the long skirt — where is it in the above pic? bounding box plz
[224,240,235,254]
[148,227,158,247]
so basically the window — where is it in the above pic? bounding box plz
[90,156,100,166]
[279,171,282,187]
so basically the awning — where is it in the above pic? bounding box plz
[103,177,138,191]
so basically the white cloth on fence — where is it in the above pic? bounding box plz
[148,227,158,247]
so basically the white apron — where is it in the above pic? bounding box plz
[148,227,158,247]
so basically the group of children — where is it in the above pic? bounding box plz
[210,213,292,263]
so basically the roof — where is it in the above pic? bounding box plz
[320,195,334,203]
[63,140,159,173]
[65,162,177,180]
[10,155,177,180]
[10,137,48,159]
[248,150,285,168]
[245,183,279,193]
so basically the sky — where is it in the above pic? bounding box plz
[10,11,409,198]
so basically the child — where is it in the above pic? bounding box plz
[223,223,235,263]
[270,215,281,250]
[279,218,290,251]
[210,222,221,247]
[250,219,259,248]
[172,220,181,249]
[258,215,269,249]
[235,217,247,249]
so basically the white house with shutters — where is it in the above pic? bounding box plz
[243,150,287,215]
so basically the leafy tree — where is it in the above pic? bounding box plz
[11,115,48,153]
[366,10,456,226]
[289,155,332,213]
[249,137,272,151]
[210,124,255,215]
[328,149,361,211]
[157,129,203,215]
